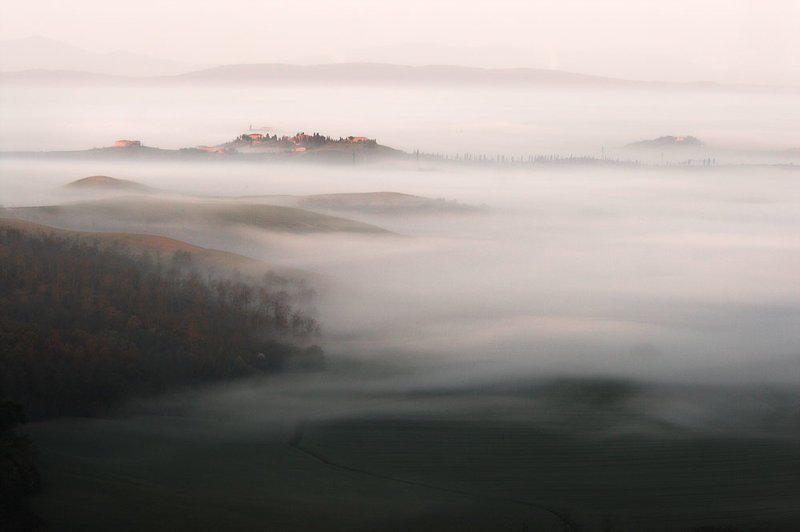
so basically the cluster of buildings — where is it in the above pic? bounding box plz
[243,132,372,148]
[194,145,226,154]
[110,131,374,154]
[113,139,141,148]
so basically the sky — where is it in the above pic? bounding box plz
[0,0,798,85]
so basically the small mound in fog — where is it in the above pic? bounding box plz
[626,136,704,149]
[65,175,152,192]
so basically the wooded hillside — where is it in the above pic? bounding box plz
[0,225,322,418]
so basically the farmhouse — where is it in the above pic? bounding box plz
[291,133,313,144]
[347,136,370,143]
[195,145,226,154]
[113,139,141,148]
[246,133,264,141]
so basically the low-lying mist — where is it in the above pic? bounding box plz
[2,156,798,388]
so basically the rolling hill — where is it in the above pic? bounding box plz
[235,191,480,215]
[0,218,274,276]
[0,197,392,236]
[297,192,480,215]
[65,175,154,192]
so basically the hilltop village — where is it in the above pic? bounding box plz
[107,131,383,159]
[202,131,376,155]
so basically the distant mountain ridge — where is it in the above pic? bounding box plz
[171,62,622,86]
[1,62,795,93]
[0,36,195,77]
[1,36,797,91]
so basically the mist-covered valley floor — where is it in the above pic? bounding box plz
[2,144,800,530]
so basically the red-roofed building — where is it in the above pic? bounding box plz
[113,140,141,148]
[195,145,226,154]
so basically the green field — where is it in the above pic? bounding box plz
[27,376,800,531]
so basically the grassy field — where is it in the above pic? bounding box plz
[305,418,800,530]
[25,376,800,531]
[29,417,560,531]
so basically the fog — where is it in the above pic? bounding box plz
[2,152,799,386]
[233,164,800,385]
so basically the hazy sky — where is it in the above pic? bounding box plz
[1,0,798,85]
